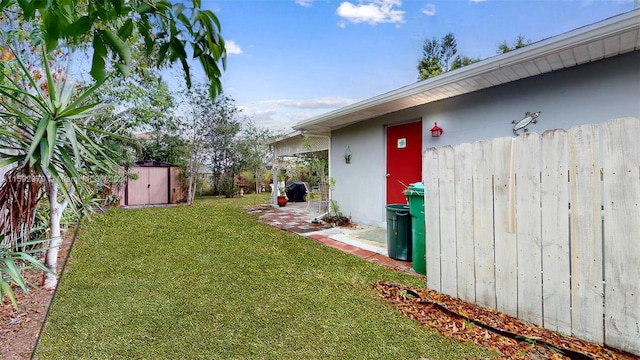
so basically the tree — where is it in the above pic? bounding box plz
[418,33,479,80]
[498,35,531,54]
[203,96,241,181]
[235,120,276,194]
[418,38,444,79]
[138,132,188,166]
[177,85,241,203]
[451,55,479,69]
[97,76,176,134]
[0,48,124,289]
[0,0,227,96]
[0,0,228,293]
[440,33,458,73]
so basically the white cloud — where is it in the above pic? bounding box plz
[295,0,314,7]
[422,3,436,16]
[225,40,242,55]
[470,0,487,2]
[238,106,285,132]
[336,0,405,26]
[269,97,358,109]
[239,97,359,132]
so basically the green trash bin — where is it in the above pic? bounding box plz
[405,182,426,275]
[385,204,412,261]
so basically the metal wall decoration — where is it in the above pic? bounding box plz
[512,111,541,136]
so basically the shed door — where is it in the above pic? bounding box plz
[386,121,422,204]
[148,167,169,204]
[127,168,148,206]
[126,167,169,205]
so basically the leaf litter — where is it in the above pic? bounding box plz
[373,281,639,360]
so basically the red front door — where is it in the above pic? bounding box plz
[386,121,422,204]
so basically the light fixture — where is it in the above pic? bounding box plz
[344,146,352,164]
[430,122,443,137]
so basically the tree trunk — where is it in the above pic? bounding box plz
[186,151,200,205]
[186,159,194,206]
[44,180,62,290]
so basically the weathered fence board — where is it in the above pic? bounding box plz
[492,137,518,316]
[424,148,441,292]
[602,118,640,354]
[438,146,457,297]
[472,140,496,309]
[568,124,604,345]
[455,142,475,303]
[423,118,640,355]
[540,129,571,334]
[514,132,543,325]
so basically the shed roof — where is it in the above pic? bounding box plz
[133,161,177,168]
[292,9,640,134]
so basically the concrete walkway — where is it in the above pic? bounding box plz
[247,201,420,277]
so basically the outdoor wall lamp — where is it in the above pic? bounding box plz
[430,122,443,137]
[344,146,352,164]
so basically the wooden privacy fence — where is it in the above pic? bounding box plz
[423,117,640,355]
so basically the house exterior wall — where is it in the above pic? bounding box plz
[421,50,640,149]
[331,121,385,227]
[331,50,640,227]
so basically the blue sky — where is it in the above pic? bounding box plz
[199,0,635,132]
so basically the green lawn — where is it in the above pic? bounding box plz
[35,196,495,359]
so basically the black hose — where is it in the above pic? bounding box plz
[379,282,594,360]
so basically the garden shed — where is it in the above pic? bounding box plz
[119,161,186,206]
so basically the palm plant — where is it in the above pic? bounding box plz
[0,46,125,290]
[0,238,53,309]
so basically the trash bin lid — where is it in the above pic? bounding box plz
[404,182,424,196]
[386,204,410,211]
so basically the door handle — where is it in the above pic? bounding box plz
[386,173,390,177]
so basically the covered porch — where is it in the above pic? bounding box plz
[268,131,331,213]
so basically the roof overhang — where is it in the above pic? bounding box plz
[270,131,330,157]
[293,9,640,134]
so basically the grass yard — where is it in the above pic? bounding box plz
[35,196,495,359]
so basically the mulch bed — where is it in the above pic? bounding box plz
[373,281,639,360]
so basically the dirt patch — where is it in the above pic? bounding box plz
[0,233,74,360]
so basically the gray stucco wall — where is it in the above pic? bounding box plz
[331,119,389,228]
[422,50,640,148]
[331,50,640,227]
